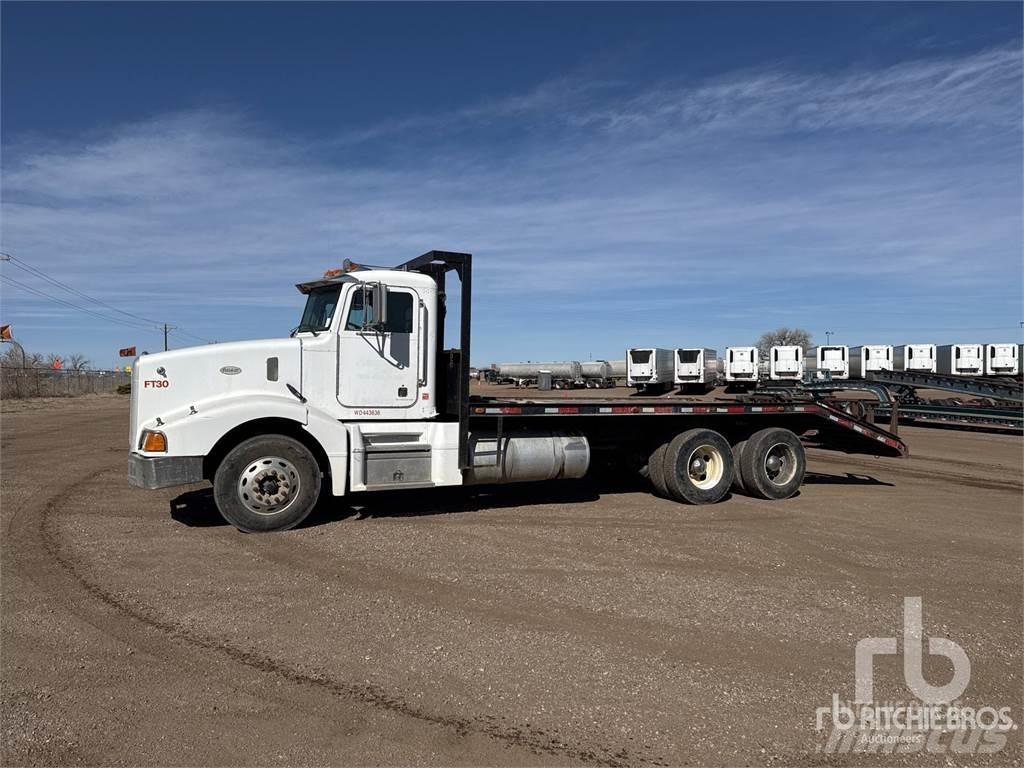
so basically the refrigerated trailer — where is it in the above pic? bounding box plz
[769,346,804,381]
[724,347,759,389]
[627,348,675,393]
[674,348,717,392]
[808,346,850,380]
[894,344,936,373]
[937,344,983,377]
[127,251,905,533]
[850,345,893,378]
[985,344,1020,376]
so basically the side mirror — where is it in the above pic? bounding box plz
[364,282,389,330]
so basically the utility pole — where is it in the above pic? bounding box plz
[163,323,175,351]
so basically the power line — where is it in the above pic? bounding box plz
[173,328,215,344]
[1,253,215,344]
[0,274,162,333]
[2,252,164,326]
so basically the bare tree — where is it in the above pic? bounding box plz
[1,346,24,368]
[756,327,812,359]
[67,353,91,371]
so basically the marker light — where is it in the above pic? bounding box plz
[140,430,167,452]
[323,260,363,278]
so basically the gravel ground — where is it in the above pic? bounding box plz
[2,396,1021,766]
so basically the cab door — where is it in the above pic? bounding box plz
[338,285,420,411]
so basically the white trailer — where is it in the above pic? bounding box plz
[724,347,759,388]
[850,345,893,378]
[936,344,983,377]
[984,344,1019,376]
[894,344,936,373]
[769,346,804,381]
[807,346,849,380]
[674,348,717,392]
[627,348,674,392]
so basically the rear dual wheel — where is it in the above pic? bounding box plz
[646,427,806,503]
[733,428,805,500]
[648,442,670,498]
[647,429,735,504]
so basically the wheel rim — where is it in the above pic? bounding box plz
[763,443,798,486]
[237,456,300,516]
[687,444,724,490]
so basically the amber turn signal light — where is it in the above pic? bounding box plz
[140,430,167,452]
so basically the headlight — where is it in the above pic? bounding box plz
[139,430,167,452]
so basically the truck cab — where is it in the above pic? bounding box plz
[129,253,472,531]
[295,268,438,420]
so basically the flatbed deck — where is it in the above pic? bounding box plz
[468,395,908,457]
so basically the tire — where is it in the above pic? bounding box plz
[662,429,735,504]
[731,439,748,493]
[213,435,322,532]
[647,442,670,498]
[737,428,805,500]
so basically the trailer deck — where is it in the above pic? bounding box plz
[873,402,1023,431]
[866,369,1023,404]
[469,395,907,456]
[757,372,1023,432]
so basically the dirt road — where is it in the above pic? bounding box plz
[2,396,1021,766]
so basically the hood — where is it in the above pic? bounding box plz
[130,338,302,449]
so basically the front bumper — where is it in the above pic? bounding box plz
[128,452,204,490]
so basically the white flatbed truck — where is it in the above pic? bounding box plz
[128,251,906,532]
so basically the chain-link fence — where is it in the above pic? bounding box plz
[0,368,131,399]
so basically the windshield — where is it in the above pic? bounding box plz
[297,286,341,333]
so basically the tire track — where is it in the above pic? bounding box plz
[34,471,667,768]
[806,450,1023,493]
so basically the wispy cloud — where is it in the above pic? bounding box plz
[2,46,1021,361]
[333,45,1022,143]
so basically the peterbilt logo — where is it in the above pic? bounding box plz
[219,366,242,375]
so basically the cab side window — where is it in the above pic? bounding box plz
[345,289,373,330]
[344,288,414,332]
[385,292,413,334]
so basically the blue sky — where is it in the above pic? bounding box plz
[2,2,1021,369]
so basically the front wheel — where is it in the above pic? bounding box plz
[213,435,322,532]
